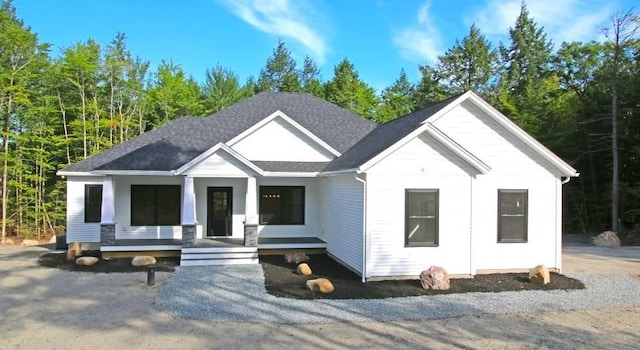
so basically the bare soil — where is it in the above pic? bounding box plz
[38,250,179,273]
[260,254,584,299]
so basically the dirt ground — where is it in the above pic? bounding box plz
[1,243,639,349]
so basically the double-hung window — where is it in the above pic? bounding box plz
[498,189,528,243]
[405,189,439,246]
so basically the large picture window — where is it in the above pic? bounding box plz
[259,186,304,225]
[131,185,181,226]
[498,189,528,243]
[405,189,439,246]
[84,184,103,223]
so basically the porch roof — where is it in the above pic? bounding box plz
[252,161,328,173]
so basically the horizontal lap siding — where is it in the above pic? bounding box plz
[115,176,183,240]
[257,178,320,238]
[366,134,475,277]
[66,177,103,243]
[231,117,333,161]
[323,175,363,274]
[433,102,561,271]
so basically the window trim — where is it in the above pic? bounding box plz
[259,186,305,225]
[497,189,528,243]
[130,185,181,226]
[84,184,103,223]
[404,189,439,247]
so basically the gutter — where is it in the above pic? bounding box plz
[561,176,572,185]
[354,174,367,283]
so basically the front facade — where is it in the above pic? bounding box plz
[59,91,578,280]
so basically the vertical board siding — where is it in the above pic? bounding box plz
[323,175,364,274]
[366,135,474,277]
[194,178,247,239]
[114,176,184,239]
[183,151,254,177]
[257,178,320,238]
[66,176,103,243]
[231,117,334,161]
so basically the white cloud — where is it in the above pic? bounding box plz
[468,0,616,46]
[394,1,442,64]
[219,0,329,63]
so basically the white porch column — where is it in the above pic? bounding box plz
[100,176,115,224]
[100,176,116,245]
[181,176,197,225]
[244,177,259,247]
[181,176,197,247]
[245,177,258,225]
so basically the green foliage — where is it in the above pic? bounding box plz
[257,40,302,92]
[325,58,379,120]
[377,69,415,123]
[202,64,246,114]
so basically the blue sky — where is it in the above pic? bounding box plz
[13,0,634,92]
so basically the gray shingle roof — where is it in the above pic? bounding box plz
[62,92,376,172]
[252,161,328,173]
[323,95,461,172]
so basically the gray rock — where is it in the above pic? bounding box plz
[593,231,621,247]
[132,256,156,267]
[75,256,98,266]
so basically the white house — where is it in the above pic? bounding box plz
[58,91,578,281]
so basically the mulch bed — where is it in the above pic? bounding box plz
[38,251,180,273]
[260,254,585,300]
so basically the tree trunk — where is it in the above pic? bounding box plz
[611,85,619,232]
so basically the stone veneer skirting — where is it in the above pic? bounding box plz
[100,224,116,246]
[182,225,197,247]
[244,225,258,247]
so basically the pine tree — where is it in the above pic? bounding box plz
[257,40,302,92]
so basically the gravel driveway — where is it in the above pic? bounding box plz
[156,249,640,323]
[1,242,639,349]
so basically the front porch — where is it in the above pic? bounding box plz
[100,237,327,265]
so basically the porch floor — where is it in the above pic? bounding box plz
[101,237,326,251]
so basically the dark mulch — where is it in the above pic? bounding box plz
[260,254,585,300]
[38,251,180,273]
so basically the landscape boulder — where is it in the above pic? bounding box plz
[4,238,14,245]
[66,242,82,261]
[21,239,40,246]
[529,264,551,285]
[284,252,309,264]
[419,266,450,290]
[132,255,156,267]
[306,278,334,294]
[297,263,312,276]
[593,231,621,247]
[75,256,98,266]
[48,235,57,244]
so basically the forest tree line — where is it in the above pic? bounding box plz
[1,1,639,242]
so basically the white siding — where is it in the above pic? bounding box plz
[321,175,364,274]
[183,151,254,177]
[114,176,183,239]
[365,134,475,277]
[471,175,560,271]
[432,102,557,176]
[231,117,334,161]
[193,178,247,239]
[432,101,562,271]
[65,176,103,243]
[257,178,320,238]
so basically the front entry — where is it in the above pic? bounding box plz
[207,187,233,237]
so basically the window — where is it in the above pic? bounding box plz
[405,189,439,246]
[84,185,103,223]
[498,189,528,243]
[131,185,181,226]
[259,186,304,225]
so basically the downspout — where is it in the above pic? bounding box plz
[557,176,572,271]
[354,174,367,283]
[561,176,571,185]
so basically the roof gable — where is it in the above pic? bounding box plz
[228,110,339,161]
